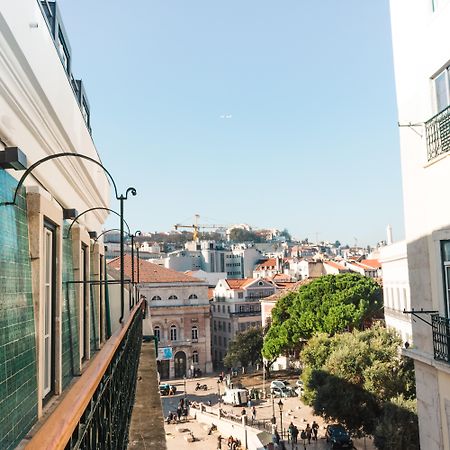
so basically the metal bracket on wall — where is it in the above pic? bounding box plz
[403,308,438,326]
[397,122,424,138]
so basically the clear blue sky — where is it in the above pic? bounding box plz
[58,0,403,246]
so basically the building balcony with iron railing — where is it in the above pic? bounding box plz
[432,314,450,363]
[425,105,450,161]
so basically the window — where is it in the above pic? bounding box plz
[214,335,217,344]
[238,292,243,299]
[154,326,161,341]
[192,326,198,340]
[42,223,56,399]
[442,241,450,316]
[189,294,198,299]
[228,306,230,313]
[222,321,226,330]
[224,337,227,348]
[434,67,450,113]
[192,351,199,364]
[80,244,88,362]
[228,323,231,332]
[57,28,70,72]
[218,336,222,346]
[170,325,177,341]
[151,295,162,301]
[212,305,215,312]
[168,295,178,300]
[214,320,217,331]
[218,321,222,331]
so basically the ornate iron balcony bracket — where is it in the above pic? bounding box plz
[403,308,438,326]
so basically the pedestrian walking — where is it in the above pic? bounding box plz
[252,406,257,422]
[292,425,299,444]
[217,434,222,450]
[305,423,312,444]
[176,405,182,422]
[312,421,319,441]
[288,422,295,443]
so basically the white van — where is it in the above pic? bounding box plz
[221,388,249,406]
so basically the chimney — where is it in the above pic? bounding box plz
[386,224,393,245]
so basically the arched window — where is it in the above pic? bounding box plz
[192,326,198,340]
[170,325,177,341]
[168,295,178,300]
[192,350,199,364]
[189,294,198,299]
[154,326,161,341]
[151,295,161,301]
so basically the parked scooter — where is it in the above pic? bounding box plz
[195,382,208,391]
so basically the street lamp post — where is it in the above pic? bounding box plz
[136,242,141,283]
[278,399,284,440]
[130,230,142,285]
[271,394,276,425]
[183,375,187,400]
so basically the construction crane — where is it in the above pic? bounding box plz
[174,214,225,242]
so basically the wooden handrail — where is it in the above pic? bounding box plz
[25,299,144,450]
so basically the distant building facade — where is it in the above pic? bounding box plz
[108,256,212,379]
[211,278,276,367]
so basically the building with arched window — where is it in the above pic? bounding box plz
[108,255,212,379]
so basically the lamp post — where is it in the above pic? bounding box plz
[183,375,187,400]
[136,241,141,283]
[278,399,284,439]
[217,379,221,405]
[130,230,142,285]
[271,394,276,425]
[0,151,136,324]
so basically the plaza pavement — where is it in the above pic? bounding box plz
[161,374,377,450]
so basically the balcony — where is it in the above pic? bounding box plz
[425,105,450,161]
[432,314,450,362]
[21,299,165,449]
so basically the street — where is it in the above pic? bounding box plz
[161,373,377,450]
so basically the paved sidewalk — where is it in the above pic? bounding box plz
[162,375,377,450]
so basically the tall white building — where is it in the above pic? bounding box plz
[390,1,450,448]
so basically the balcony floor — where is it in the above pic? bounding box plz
[128,341,167,449]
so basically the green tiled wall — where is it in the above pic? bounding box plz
[62,222,80,385]
[0,170,38,450]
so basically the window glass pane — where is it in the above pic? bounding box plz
[435,71,449,112]
[442,240,450,262]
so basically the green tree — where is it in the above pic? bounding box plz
[262,274,382,360]
[279,229,292,241]
[373,396,420,450]
[229,228,265,243]
[223,327,263,368]
[301,326,418,443]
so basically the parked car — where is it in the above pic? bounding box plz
[270,380,288,390]
[295,379,304,397]
[271,386,292,398]
[159,383,177,396]
[325,424,353,449]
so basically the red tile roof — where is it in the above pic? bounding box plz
[361,259,381,269]
[324,261,348,271]
[108,255,202,283]
[224,278,255,290]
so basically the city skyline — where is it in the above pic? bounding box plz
[58,0,403,246]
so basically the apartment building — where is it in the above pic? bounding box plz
[390,1,450,447]
[211,278,276,367]
[0,1,111,447]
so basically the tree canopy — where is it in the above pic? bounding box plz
[229,228,265,243]
[223,326,263,368]
[300,325,418,445]
[262,273,382,362]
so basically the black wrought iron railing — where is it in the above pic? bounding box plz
[25,300,144,450]
[426,105,450,161]
[431,314,450,362]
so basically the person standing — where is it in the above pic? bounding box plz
[217,434,222,450]
[312,421,319,440]
[252,406,257,422]
[305,423,312,444]
[292,425,299,444]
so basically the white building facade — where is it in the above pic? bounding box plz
[390,1,450,448]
